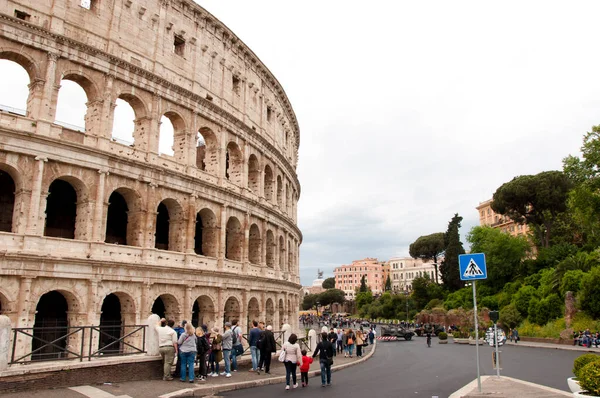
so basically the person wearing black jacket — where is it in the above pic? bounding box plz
[312,332,334,387]
[327,328,337,357]
[258,325,277,374]
[195,325,211,381]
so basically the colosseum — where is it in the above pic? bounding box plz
[0,0,301,362]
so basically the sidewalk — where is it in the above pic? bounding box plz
[504,339,600,352]
[2,343,376,398]
[449,376,572,398]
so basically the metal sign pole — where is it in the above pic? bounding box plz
[494,322,500,377]
[472,281,481,393]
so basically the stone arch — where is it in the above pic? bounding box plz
[194,208,219,257]
[223,296,241,324]
[225,216,243,261]
[247,154,260,193]
[248,223,261,265]
[247,297,260,329]
[54,72,100,133]
[44,176,90,240]
[287,298,292,321]
[155,198,185,252]
[151,293,180,321]
[264,164,274,202]
[160,110,187,159]
[225,141,243,186]
[192,295,216,328]
[288,240,293,274]
[265,298,275,326]
[0,168,16,233]
[197,127,219,175]
[276,175,283,208]
[0,59,30,116]
[0,50,40,83]
[112,92,148,148]
[278,235,285,271]
[105,187,143,247]
[266,230,275,268]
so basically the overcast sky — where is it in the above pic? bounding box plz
[2,1,598,286]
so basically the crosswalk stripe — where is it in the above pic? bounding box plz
[68,385,132,398]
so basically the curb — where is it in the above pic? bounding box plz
[160,341,377,398]
[448,376,572,398]
[505,341,600,353]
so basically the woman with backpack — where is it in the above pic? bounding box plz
[195,325,211,382]
[208,327,223,377]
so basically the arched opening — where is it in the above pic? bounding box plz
[287,299,292,323]
[44,179,77,239]
[111,98,135,145]
[279,236,285,271]
[248,155,260,193]
[248,223,261,265]
[192,295,215,328]
[247,298,260,331]
[264,165,274,202]
[152,294,180,320]
[197,127,219,175]
[278,299,285,327]
[0,170,16,232]
[194,212,204,255]
[55,79,88,132]
[32,291,68,360]
[225,217,243,261]
[195,208,219,257]
[285,182,291,216]
[266,230,275,268]
[158,115,174,156]
[98,293,122,355]
[223,296,240,325]
[105,191,128,245]
[0,59,29,115]
[155,202,169,250]
[225,142,243,185]
[265,298,275,326]
[276,175,283,208]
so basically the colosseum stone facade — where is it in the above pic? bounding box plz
[0,0,301,361]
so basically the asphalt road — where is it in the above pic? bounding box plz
[220,337,581,398]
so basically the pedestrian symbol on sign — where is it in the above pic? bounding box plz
[463,259,484,278]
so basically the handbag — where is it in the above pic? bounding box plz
[347,337,354,345]
[278,349,286,362]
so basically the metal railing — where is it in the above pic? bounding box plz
[10,325,147,365]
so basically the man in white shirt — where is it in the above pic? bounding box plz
[156,318,178,381]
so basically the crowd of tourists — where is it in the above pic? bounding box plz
[155,318,277,383]
[573,329,600,347]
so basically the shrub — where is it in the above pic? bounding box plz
[579,360,600,394]
[513,285,537,316]
[560,269,585,297]
[573,354,600,379]
[438,332,448,340]
[498,303,522,329]
[580,266,600,319]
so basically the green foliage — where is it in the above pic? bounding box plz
[527,297,540,323]
[302,294,318,310]
[322,277,335,289]
[571,312,600,333]
[318,289,346,306]
[409,232,445,283]
[580,266,600,319]
[491,171,572,248]
[444,287,473,310]
[573,354,600,379]
[560,269,585,297]
[535,294,563,325]
[440,214,466,291]
[355,291,373,310]
[579,360,600,395]
[518,318,566,338]
[384,275,392,292]
[438,332,448,340]
[479,296,499,310]
[498,304,522,329]
[555,251,598,289]
[467,226,530,292]
[359,275,368,293]
[513,285,538,317]
[425,298,443,310]
[537,268,557,298]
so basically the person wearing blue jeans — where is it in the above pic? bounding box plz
[312,332,334,386]
[177,323,197,383]
[248,320,262,373]
[230,320,243,371]
[221,322,234,377]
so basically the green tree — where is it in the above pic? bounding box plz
[512,285,537,317]
[491,171,572,248]
[498,303,522,329]
[409,232,445,283]
[318,289,346,307]
[560,269,585,297]
[467,226,530,292]
[355,291,374,310]
[440,214,466,291]
[302,294,319,311]
[580,266,600,319]
[359,275,368,293]
[384,275,392,292]
[322,277,335,289]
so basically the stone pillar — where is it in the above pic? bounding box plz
[101,74,116,141]
[0,315,11,371]
[86,280,99,357]
[12,187,29,235]
[241,290,248,333]
[26,78,45,120]
[41,52,59,122]
[140,282,152,319]
[16,277,32,328]
[218,205,227,269]
[260,292,267,324]
[93,169,108,241]
[242,212,250,272]
[281,323,291,346]
[217,288,224,328]
[146,314,160,356]
[26,156,47,235]
[145,182,159,248]
[147,95,161,155]
[186,194,198,254]
[184,287,192,322]
[261,220,267,267]
[308,329,317,353]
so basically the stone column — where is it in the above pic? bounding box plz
[26,78,45,121]
[41,52,59,122]
[93,169,109,241]
[145,182,159,248]
[140,282,152,319]
[101,74,116,142]
[241,290,248,333]
[0,316,11,371]
[26,156,47,235]
[260,292,267,324]
[217,288,224,328]
[218,132,227,185]
[186,194,198,254]
[184,287,192,323]
[85,280,99,357]
[218,205,227,269]
[12,187,30,235]
[146,314,160,356]
[261,220,267,267]
[146,95,162,155]
[16,277,32,328]
[242,212,250,272]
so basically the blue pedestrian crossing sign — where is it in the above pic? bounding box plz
[459,253,487,281]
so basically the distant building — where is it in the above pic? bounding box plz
[476,199,530,237]
[334,258,384,299]
[302,269,327,296]
[387,257,438,292]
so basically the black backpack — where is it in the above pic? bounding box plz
[232,326,238,345]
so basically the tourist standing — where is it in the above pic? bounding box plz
[281,333,302,390]
[209,327,222,377]
[259,325,277,374]
[336,328,344,354]
[299,349,313,387]
[328,328,338,357]
[195,325,211,381]
[178,323,197,383]
[512,328,519,344]
[355,330,364,357]
[156,318,178,381]
[248,320,262,373]
[230,319,243,372]
[313,332,334,387]
[221,322,233,377]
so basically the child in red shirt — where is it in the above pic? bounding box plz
[300,349,313,387]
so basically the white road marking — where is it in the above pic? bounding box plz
[68,385,132,398]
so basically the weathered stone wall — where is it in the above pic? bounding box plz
[0,0,302,361]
